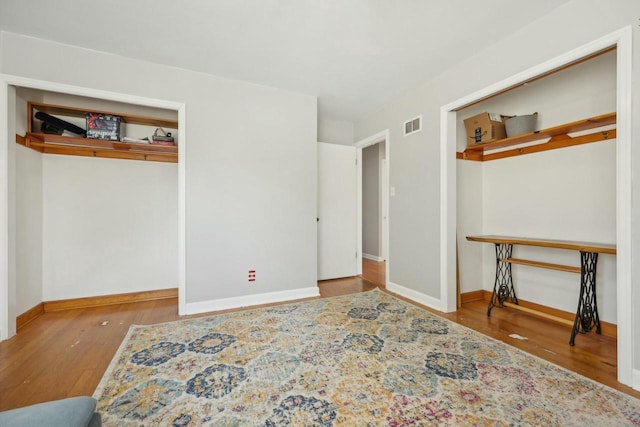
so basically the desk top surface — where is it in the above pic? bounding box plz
[466,235,617,254]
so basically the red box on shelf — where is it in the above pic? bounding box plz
[85,113,123,141]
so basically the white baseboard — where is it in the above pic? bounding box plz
[184,286,320,315]
[363,253,384,262]
[387,281,442,311]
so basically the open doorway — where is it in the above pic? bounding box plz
[355,130,390,287]
[361,141,386,285]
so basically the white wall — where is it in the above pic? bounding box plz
[5,85,16,336]
[1,31,318,311]
[359,98,442,297]
[42,156,178,300]
[354,0,640,382]
[483,143,616,320]
[37,92,179,301]
[318,117,354,145]
[14,89,43,314]
[15,145,43,311]
[456,160,483,293]
[456,51,617,322]
[362,143,379,258]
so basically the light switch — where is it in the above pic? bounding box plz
[390,186,396,197]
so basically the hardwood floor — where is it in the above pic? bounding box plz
[361,258,385,286]
[1,276,638,412]
[318,276,378,297]
[0,298,183,410]
[423,299,639,399]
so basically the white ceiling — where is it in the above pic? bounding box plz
[0,0,570,122]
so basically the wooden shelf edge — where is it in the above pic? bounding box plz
[27,132,177,153]
[467,235,616,254]
[42,145,178,163]
[17,134,177,163]
[501,257,581,274]
[456,151,483,161]
[460,112,616,161]
[482,128,615,161]
[16,134,44,153]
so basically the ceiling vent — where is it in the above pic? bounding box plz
[404,115,422,136]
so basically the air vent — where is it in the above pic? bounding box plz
[404,115,422,136]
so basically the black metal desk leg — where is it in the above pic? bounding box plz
[570,251,601,346]
[487,243,518,316]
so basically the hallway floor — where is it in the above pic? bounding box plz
[361,258,385,286]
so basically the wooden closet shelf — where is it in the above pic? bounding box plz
[26,132,177,153]
[17,134,178,163]
[22,101,179,163]
[459,112,616,161]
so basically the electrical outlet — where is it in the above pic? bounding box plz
[248,270,256,282]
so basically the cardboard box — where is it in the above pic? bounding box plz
[463,112,507,147]
[85,113,123,141]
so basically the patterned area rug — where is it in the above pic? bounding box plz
[94,289,640,425]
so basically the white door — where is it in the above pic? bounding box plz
[317,142,357,280]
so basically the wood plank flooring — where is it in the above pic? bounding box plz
[430,300,638,398]
[361,258,385,286]
[1,272,638,412]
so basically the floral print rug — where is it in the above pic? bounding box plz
[94,289,640,426]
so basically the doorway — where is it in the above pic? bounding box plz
[361,142,385,285]
[355,130,390,287]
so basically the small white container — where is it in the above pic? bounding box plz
[505,112,538,137]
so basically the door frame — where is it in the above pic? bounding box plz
[354,129,390,281]
[0,74,187,340]
[439,27,634,386]
[380,157,387,261]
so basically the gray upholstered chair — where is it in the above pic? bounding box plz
[0,396,101,427]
